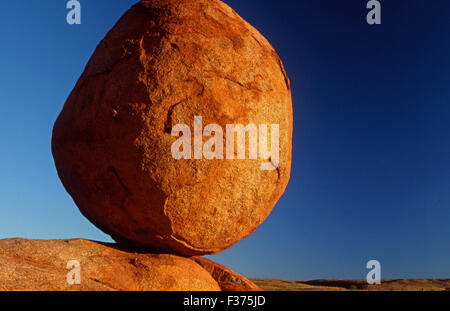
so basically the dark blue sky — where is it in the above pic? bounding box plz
[1,0,449,280]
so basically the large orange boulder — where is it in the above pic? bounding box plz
[52,0,292,255]
[0,239,220,291]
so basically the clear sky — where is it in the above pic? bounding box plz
[1,0,449,280]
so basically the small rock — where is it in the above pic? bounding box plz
[193,256,261,291]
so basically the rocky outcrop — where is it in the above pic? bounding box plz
[51,0,292,256]
[193,256,261,291]
[0,238,260,291]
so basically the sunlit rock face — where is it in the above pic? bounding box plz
[52,0,292,256]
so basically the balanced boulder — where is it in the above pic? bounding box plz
[52,0,292,256]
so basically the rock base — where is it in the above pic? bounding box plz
[0,238,260,291]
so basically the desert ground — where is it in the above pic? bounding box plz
[250,278,450,291]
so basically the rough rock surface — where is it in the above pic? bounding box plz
[0,238,259,291]
[193,256,261,291]
[52,0,292,255]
